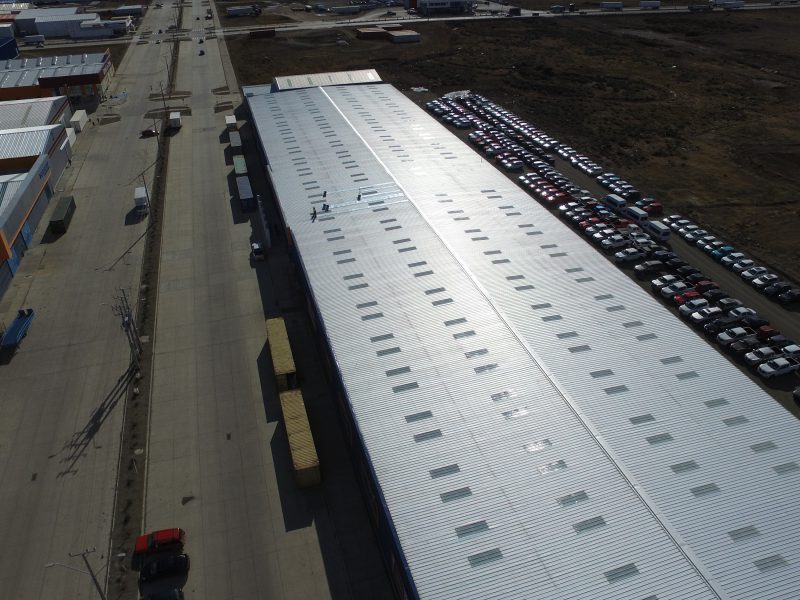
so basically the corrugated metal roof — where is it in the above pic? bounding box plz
[0,4,30,13]
[0,52,106,71]
[16,7,77,18]
[246,81,800,599]
[0,54,105,88]
[271,69,381,92]
[0,95,66,128]
[34,12,97,22]
[0,124,59,158]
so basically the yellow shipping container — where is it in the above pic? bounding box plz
[280,390,320,487]
[266,318,297,391]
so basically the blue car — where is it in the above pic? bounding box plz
[711,245,735,261]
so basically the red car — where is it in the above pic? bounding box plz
[695,280,720,293]
[673,290,701,305]
[134,528,185,556]
[642,202,664,216]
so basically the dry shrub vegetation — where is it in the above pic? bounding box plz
[229,10,800,281]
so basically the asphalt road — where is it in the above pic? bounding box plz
[0,31,158,600]
[552,155,800,416]
[141,1,392,598]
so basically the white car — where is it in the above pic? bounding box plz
[614,248,646,263]
[741,266,769,281]
[732,259,756,273]
[695,235,716,248]
[728,306,757,319]
[684,228,708,242]
[679,298,709,317]
[757,357,800,379]
[661,282,691,298]
[651,274,680,291]
[745,346,781,367]
[689,307,723,326]
[752,274,780,289]
[721,252,747,267]
[670,219,692,232]
[717,327,754,346]
[601,234,628,250]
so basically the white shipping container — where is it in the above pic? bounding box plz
[229,130,242,152]
[69,109,88,132]
[169,111,182,129]
[225,115,237,131]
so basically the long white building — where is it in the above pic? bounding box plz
[244,74,800,599]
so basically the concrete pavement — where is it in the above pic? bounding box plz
[142,1,391,598]
[0,33,161,600]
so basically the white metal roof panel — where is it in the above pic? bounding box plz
[271,69,381,92]
[16,7,77,17]
[0,124,58,158]
[0,95,65,128]
[34,12,96,22]
[247,81,800,599]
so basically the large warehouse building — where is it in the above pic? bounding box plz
[0,96,71,299]
[244,73,800,599]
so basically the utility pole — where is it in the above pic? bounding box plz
[159,80,169,130]
[112,288,143,370]
[67,547,107,600]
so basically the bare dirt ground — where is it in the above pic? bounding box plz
[228,10,800,283]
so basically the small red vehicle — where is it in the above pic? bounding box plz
[134,528,185,556]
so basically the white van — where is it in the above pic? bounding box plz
[642,220,671,241]
[603,194,626,211]
[623,206,649,223]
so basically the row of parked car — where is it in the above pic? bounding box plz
[428,93,800,384]
[663,215,800,305]
[650,272,800,378]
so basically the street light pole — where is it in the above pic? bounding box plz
[45,547,107,600]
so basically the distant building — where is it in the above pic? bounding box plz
[0,50,115,106]
[111,4,144,16]
[14,7,79,35]
[405,0,471,14]
[33,12,101,38]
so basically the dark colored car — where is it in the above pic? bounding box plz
[763,281,791,297]
[139,554,190,583]
[716,297,743,311]
[703,289,729,304]
[676,265,701,278]
[778,289,800,304]
[634,260,666,279]
[704,316,745,336]
[729,336,766,356]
